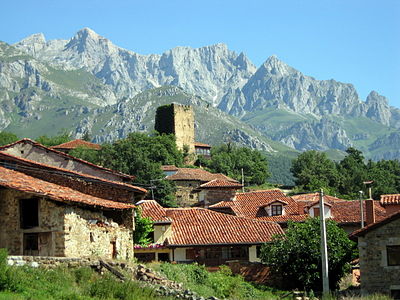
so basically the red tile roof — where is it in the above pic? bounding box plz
[51,139,101,150]
[137,200,172,223]
[199,179,243,189]
[291,193,346,203]
[0,166,134,210]
[161,165,179,172]
[331,200,387,224]
[0,139,134,180]
[210,190,300,219]
[350,210,400,239]
[138,201,284,246]
[0,151,147,194]
[380,194,400,206]
[209,190,388,226]
[166,168,237,182]
[194,142,211,148]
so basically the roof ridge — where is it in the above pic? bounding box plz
[0,151,147,193]
[0,139,134,180]
[0,166,134,210]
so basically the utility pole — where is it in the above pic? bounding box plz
[319,189,329,295]
[359,191,365,228]
[241,168,245,193]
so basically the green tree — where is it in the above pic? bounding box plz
[366,159,400,199]
[0,132,18,146]
[69,146,99,163]
[133,208,154,246]
[260,218,355,291]
[291,150,339,194]
[70,132,182,207]
[202,144,270,185]
[36,131,71,147]
[337,147,368,198]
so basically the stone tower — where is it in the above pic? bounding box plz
[155,103,195,156]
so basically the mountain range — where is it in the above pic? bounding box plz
[1,27,399,161]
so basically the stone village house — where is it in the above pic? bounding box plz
[162,166,242,207]
[0,139,147,259]
[351,210,400,299]
[134,200,283,266]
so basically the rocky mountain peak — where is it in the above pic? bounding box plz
[261,55,297,77]
[18,33,46,45]
[366,90,388,104]
[365,90,391,126]
[65,27,113,54]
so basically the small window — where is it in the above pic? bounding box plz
[256,245,262,258]
[387,245,400,266]
[313,207,320,217]
[271,204,283,216]
[23,233,39,253]
[186,249,196,260]
[189,194,194,199]
[20,198,39,229]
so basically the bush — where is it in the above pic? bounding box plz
[260,218,356,291]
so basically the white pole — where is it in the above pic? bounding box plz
[319,189,329,295]
[241,168,245,192]
[359,191,365,228]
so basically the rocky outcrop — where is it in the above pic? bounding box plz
[275,118,352,151]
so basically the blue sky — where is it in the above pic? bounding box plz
[1,0,399,107]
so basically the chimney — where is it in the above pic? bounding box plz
[365,199,376,225]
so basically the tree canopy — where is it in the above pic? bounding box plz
[291,148,400,199]
[36,131,71,147]
[0,132,18,147]
[260,218,355,291]
[199,143,270,186]
[70,132,183,207]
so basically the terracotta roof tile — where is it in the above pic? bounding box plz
[161,165,179,172]
[291,193,346,203]
[331,200,387,223]
[380,194,400,206]
[0,139,134,180]
[138,201,283,246]
[199,179,243,189]
[51,139,101,150]
[0,151,147,194]
[166,168,237,182]
[210,190,300,219]
[0,166,134,210]
[194,142,211,148]
[137,200,172,223]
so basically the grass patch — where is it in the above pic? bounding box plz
[153,262,286,300]
[0,249,171,300]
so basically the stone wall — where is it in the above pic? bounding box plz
[174,181,200,207]
[64,206,134,260]
[173,104,195,156]
[203,189,237,206]
[358,217,400,296]
[154,104,195,156]
[0,188,134,260]
[0,189,65,256]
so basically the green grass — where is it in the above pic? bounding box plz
[0,249,171,300]
[151,262,288,300]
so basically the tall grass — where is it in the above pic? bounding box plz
[0,248,172,300]
[154,262,285,300]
